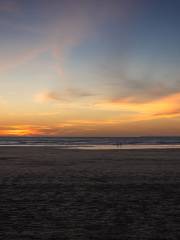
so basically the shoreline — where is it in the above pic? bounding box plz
[1,143,180,150]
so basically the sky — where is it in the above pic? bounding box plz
[1,0,180,136]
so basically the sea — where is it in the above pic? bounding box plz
[1,136,180,149]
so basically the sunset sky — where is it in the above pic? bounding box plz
[1,0,180,136]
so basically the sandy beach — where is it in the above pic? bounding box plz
[0,147,179,239]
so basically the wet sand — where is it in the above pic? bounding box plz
[0,147,179,239]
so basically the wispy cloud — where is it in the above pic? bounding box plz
[96,55,180,104]
[0,47,47,73]
[35,88,93,103]
[0,0,135,75]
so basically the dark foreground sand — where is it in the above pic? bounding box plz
[0,147,179,239]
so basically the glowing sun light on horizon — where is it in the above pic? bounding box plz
[0,127,38,136]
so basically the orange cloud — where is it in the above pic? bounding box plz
[0,119,125,137]
[0,125,39,136]
[96,92,180,122]
[2,92,180,137]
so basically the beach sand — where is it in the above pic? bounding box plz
[0,147,179,239]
